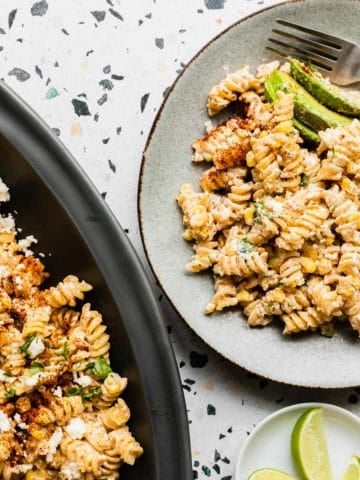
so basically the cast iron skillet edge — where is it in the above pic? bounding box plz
[0,80,192,480]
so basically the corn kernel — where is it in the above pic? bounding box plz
[271,288,286,303]
[273,120,293,135]
[341,176,353,192]
[325,237,334,245]
[26,471,48,480]
[0,295,11,313]
[300,257,317,273]
[302,244,318,260]
[30,427,46,440]
[237,291,252,302]
[246,151,255,167]
[244,206,255,226]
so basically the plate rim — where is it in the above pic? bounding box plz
[235,402,360,480]
[137,0,360,389]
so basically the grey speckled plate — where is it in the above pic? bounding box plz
[138,0,360,388]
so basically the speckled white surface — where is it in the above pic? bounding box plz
[1,1,360,479]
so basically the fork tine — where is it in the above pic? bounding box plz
[268,38,334,71]
[276,19,343,49]
[265,46,331,75]
[272,29,338,60]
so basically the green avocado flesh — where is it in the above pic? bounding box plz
[264,73,320,144]
[265,70,352,134]
[291,58,360,117]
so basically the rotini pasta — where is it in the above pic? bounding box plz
[0,182,142,478]
[177,60,360,336]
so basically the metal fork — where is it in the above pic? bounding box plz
[267,19,360,86]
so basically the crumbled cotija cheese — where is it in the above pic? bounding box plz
[64,418,87,440]
[46,427,63,462]
[0,369,15,383]
[52,386,63,398]
[0,411,11,432]
[73,373,92,388]
[0,214,15,232]
[22,372,42,388]
[0,178,10,202]
[61,462,81,480]
[27,337,45,359]
[18,235,38,257]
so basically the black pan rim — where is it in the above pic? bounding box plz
[0,79,192,480]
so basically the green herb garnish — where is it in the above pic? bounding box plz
[29,362,44,375]
[300,173,309,187]
[254,200,266,224]
[82,387,102,401]
[86,358,112,380]
[62,341,70,360]
[20,335,36,357]
[237,238,256,255]
[5,388,16,399]
[65,386,82,397]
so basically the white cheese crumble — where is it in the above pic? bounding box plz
[0,214,15,233]
[0,178,10,202]
[22,372,42,388]
[0,369,15,383]
[18,235,38,257]
[73,373,92,388]
[60,462,81,480]
[14,465,32,474]
[0,411,11,432]
[27,337,45,359]
[52,386,63,398]
[13,413,21,423]
[46,427,63,462]
[265,198,283,217]
[64,417,87,440]
[0,266,9,279]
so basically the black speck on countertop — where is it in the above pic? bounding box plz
[204,0,227,8]
[155,38,164,49]
[99,79,114,90]
[189,350,208,368]
[140,93,150,113]
[8,9,17,29]
[71,99,91,116]
[97,93,108,105]
[108,159,116,173]
[8,68,30,82]
[31,0,48,16]
[91,10,106,22]
[109,8,123,21]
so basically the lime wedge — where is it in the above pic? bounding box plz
[248,468,297,480]
[342,456,360,480]
[291,407,332,480]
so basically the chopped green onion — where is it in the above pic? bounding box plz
[86,358,112,380]
[20,335,36,357]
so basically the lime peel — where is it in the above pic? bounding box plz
[248,468,297,480]
[342,455,360,480]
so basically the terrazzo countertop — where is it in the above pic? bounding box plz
[1,1,359,479]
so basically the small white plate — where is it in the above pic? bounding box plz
[236,403,360,480]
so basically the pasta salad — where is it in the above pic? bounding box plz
[0,181,142,478]
[177,61,360,336]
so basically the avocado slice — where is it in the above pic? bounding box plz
[266,70,352,132]
[291,58,360,117]
[264,73,320,144]
[293,118,320,145]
